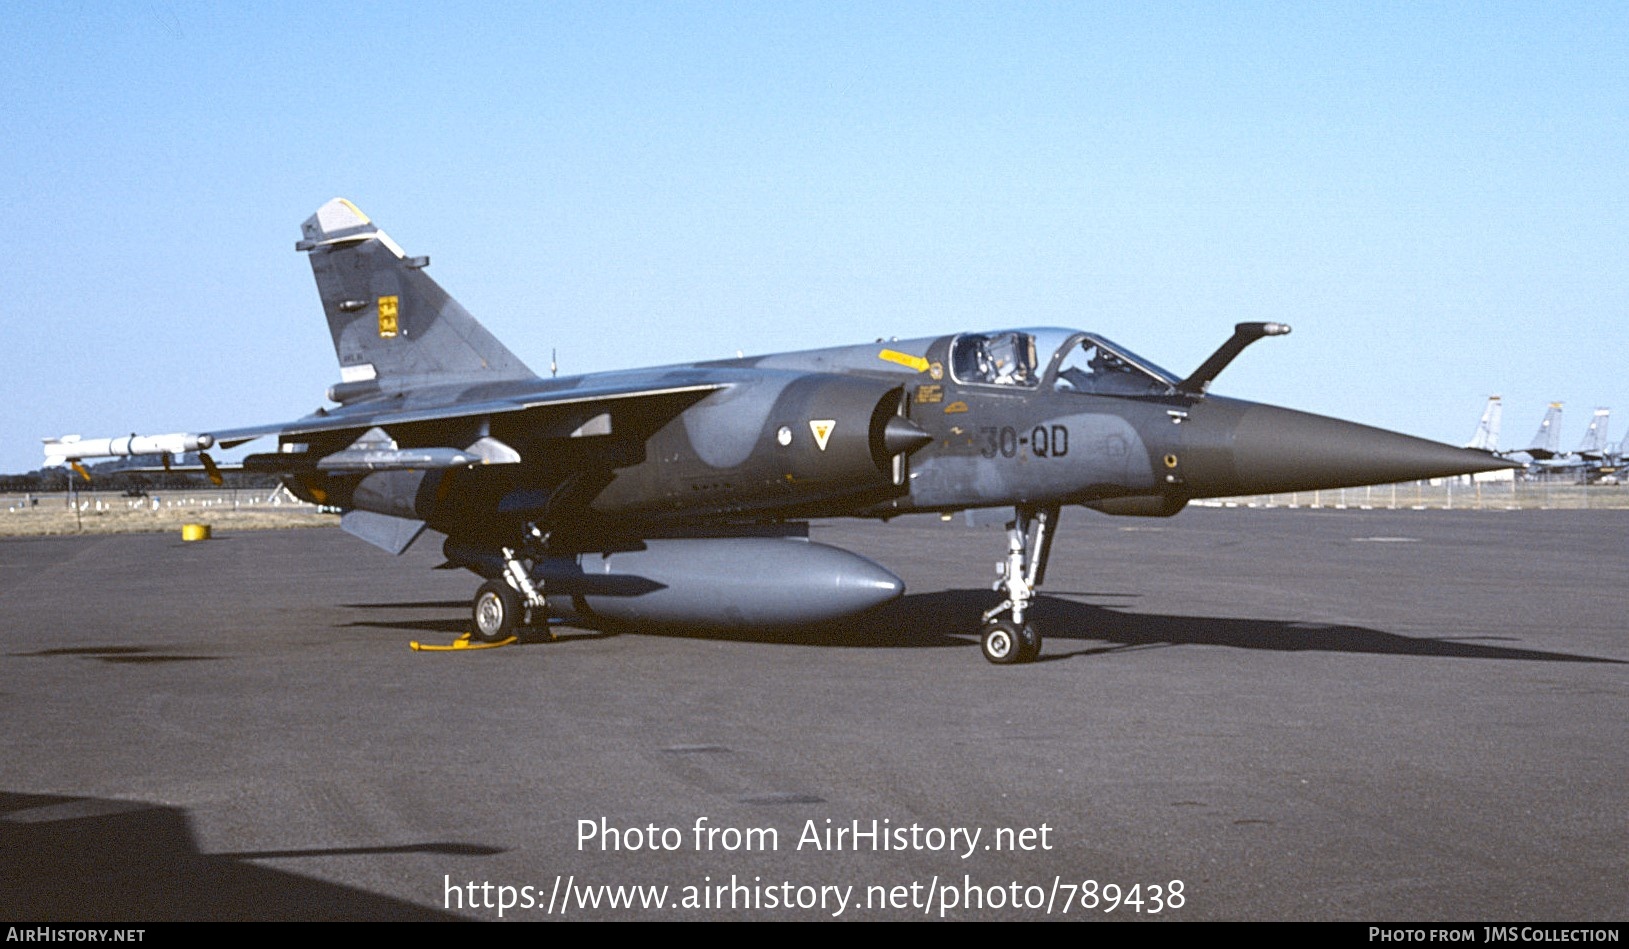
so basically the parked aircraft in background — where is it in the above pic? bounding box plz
[1466,396,1502,452]
[1473,401,1620,483]
[1524,402,1565,461]
[1574,409,1621,483]
[1575,408,1612,462]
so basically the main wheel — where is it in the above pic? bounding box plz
[471,579,523,643]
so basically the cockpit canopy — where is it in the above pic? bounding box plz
[949,330,1040,387]
[949,328,1180,397]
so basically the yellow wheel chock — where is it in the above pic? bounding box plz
[410,631,517,652]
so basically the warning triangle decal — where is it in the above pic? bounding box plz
[809,419,835,451]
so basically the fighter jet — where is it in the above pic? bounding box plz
[1491,403,1616,481]
[1542,407,1616,481]
[43,199,1511,664]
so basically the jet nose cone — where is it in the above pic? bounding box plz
[1186,401,1515,497]
[880,415,935,456]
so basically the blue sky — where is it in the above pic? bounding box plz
[4,2,1626,474]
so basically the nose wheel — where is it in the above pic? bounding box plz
[981,618,1041,664]
[979,504,1058,664]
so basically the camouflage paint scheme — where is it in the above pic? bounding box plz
[46,200,1510,662]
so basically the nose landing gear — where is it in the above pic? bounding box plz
[979,504,1058,664]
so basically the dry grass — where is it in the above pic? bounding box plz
[0,490,337,537]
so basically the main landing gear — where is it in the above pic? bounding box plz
[980,504,1059,665]
[470,538,550,643]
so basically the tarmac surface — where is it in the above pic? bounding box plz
[2,507,1624,921]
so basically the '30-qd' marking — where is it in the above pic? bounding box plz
[981,425,1069,459]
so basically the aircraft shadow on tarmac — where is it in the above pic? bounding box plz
[9,646,221,664]
[0,790,484,920]
[338,593,1622,664]
[1016,596,1623,665]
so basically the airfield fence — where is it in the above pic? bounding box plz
[1198,479,1629,511]
[4,479,1627,538]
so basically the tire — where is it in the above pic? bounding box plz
[471,579,523,643]
[981,620,1024,665]
[1016,622,1042,662]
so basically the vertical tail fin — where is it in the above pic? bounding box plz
[297,199,535,401]
[1466,395,1502,451]
[1525,402,1563,457]
[1577,408,1610,456]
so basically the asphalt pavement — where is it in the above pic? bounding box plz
[1,508,1623,920]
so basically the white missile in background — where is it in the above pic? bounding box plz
[43,432,215,467]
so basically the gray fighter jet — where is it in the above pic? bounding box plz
[1490,403,1617,481]
[1543,407,1617,481]
[44,199,1510,664]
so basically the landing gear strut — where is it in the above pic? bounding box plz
[979,504,1058,664]
[469,533,551,643]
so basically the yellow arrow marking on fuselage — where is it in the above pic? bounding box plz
[878,349,930,372]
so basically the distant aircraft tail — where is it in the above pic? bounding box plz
[297,199,536,402]
[1466,395,1502,451]
[1524,402,1563,459]
[1576,408,1610,457]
